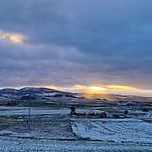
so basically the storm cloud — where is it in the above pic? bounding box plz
[0,0,152,90]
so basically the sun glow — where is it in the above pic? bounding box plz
[9,34,24,43]
[45,85,107,94]
[45,84,152,97]
[87,86,107,93]
[107,85,136,91]
[0,30,25,43]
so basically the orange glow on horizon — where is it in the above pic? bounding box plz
[107,85,137,91]
[88,86,107,92]
[44,84,152,97]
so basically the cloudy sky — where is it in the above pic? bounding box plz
[0,0,152,96]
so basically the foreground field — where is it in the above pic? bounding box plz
[0,137,152,152]
[0,106,152,151]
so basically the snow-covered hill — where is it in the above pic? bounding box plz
[0,87,83,106]
[0,87,152,107]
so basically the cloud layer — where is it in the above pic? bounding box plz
[0,0,152,95]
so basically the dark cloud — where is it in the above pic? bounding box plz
[0,0,152,89]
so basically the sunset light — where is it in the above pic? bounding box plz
[45,84,152,97]
[0,31,25,43]
[87,86,107,94]
[89,86,107,91]
[107,85,136,91]
[1,1,152,150]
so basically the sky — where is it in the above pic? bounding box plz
[0,0,152,96]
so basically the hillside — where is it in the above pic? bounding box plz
[0,87,152,108]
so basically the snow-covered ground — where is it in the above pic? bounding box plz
[0,106,69,116]
[72,118,152,143]
[0,137,152,152]
[0,106,152,151]
[0,106,102,116]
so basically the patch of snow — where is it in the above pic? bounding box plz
[146,112,152,118]
[71,118,152,143]
[42,92,58,97]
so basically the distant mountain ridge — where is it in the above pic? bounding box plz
[0,87,152,107]
[0,87,81,106]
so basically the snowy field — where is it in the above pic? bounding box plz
[72,118,152,143]
[0,106,99,116]
[0,106,69,116]
[0,137,152,152]
[0,106,152,151]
